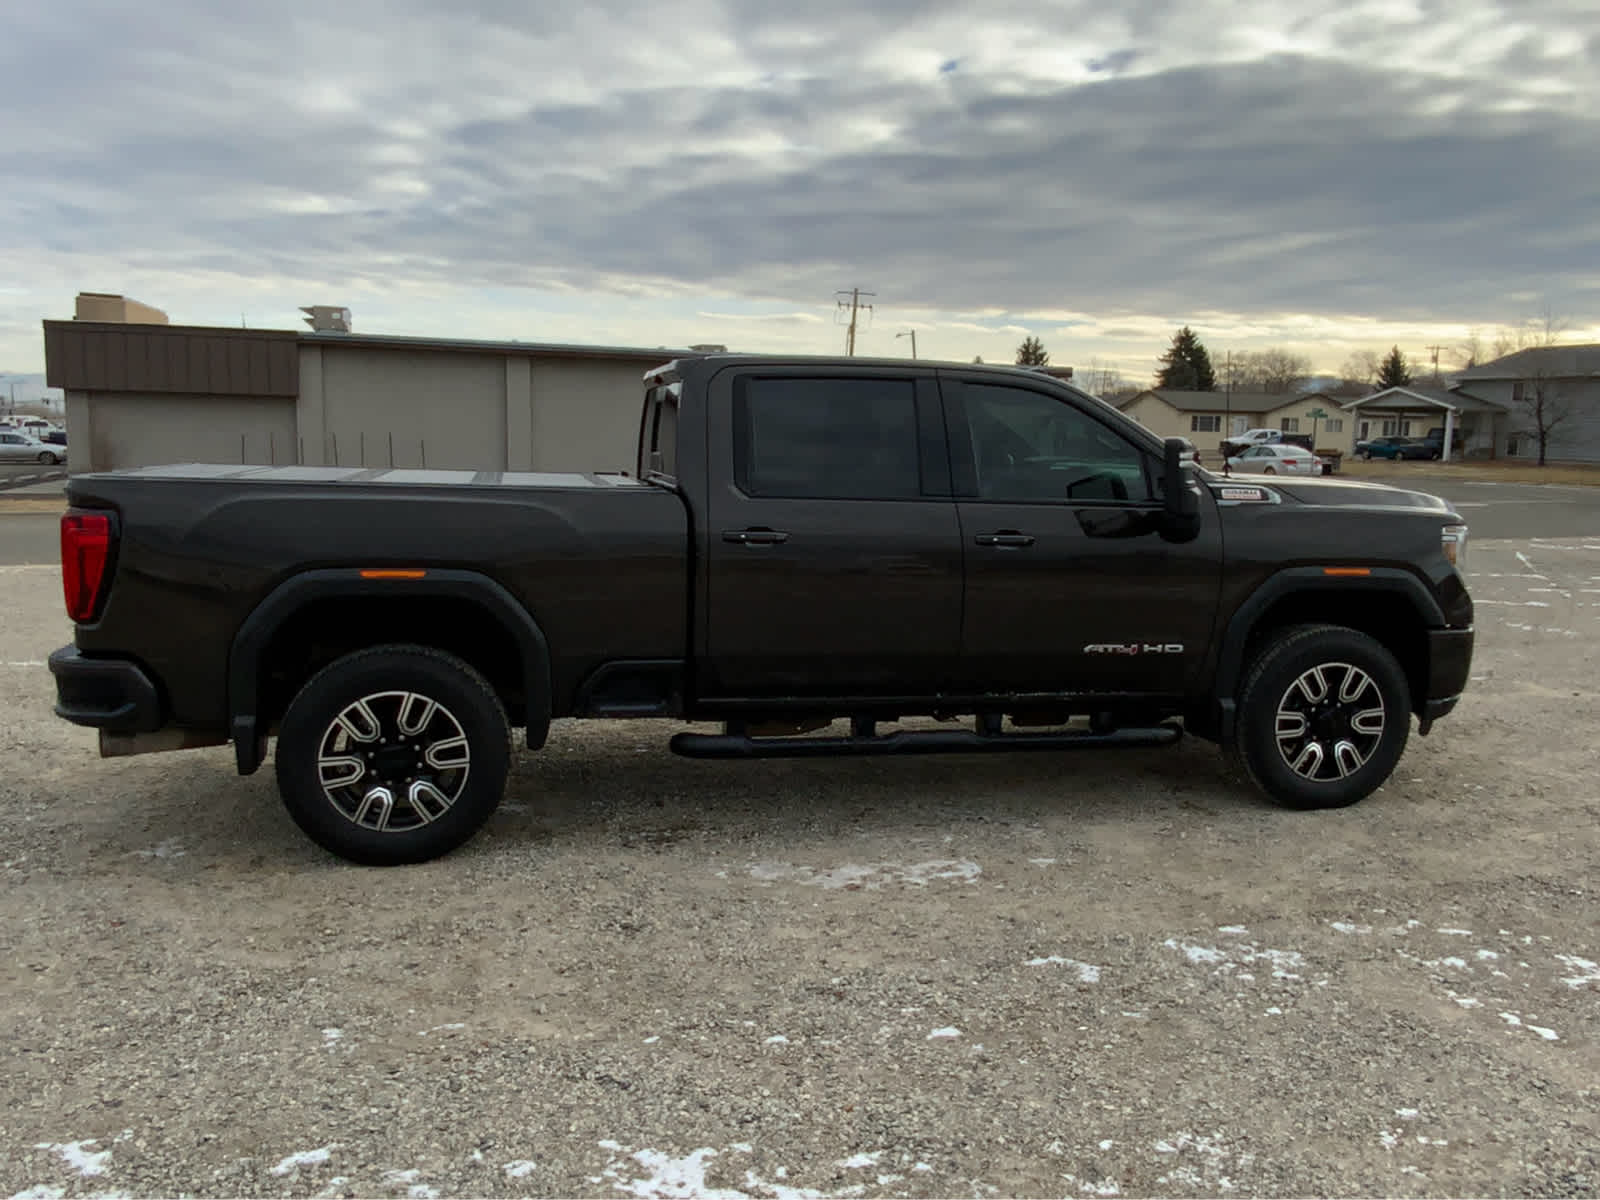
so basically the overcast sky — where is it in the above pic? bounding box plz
[3,0,1598,382]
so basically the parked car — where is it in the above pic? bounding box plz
[48,355,1474,865]
[1224,443,1324,476]
[1419,427,1462,459]
[0,430,64,465]
[1220,428,1315,458]
[41,430,67,447]
[1355,436,1433,461]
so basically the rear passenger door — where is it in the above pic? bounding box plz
[701,366,962,699]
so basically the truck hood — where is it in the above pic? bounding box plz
[1207,473,1455,516]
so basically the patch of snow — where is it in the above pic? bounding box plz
[1264,1006,1283,1015]
[1217,925,1249,935]
[1395,1107,1419,1119]
[1499,1012,1559,1040]
[1025,956,1101,983]
[313,1179,351,1200]
[1437,927,1473,936]
[269,1145,336,1176]
[1329,922,1371,934]
[1476,949,1499,960]
[927,1027,961,1039]
[10,1187,67,1200]
[836,1152,882,1169]
[1165,940,1225,965]
[1028,858,1057,866]
[321,1027,342,1044]
[643,1035,660,1044]
[1555,954,1599,988]
[1438,957,1468,969]
[33,1141,111,1177]
[749,859,981,889]
[1098,1139,1114,1150]
[1379,1129,1399,1150]
[914,1162,933,1171]
[764,1035,790,1045]
[417,1022,466,1036]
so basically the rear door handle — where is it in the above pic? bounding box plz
[723,528,790,545]
[974,532,1035,548]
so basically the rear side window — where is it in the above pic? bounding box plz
[735,377,922,500]
[643,384,679,479]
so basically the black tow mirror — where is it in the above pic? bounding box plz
[1161,438,1202,543]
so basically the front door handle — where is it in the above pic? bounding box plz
[723,528,790,545]
[974,532,1035,548]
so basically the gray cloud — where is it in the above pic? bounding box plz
[3,0,1598,343]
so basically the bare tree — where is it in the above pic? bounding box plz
[1338,349,1381,392]
[1451,330,1485,370]
[1506,307,1574,467]
[1081,357,1128,398]
[1224,348,1313,394]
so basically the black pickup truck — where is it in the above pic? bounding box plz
[50,356,1474,864]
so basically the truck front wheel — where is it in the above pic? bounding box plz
[274,644,511,865]
[1230,624,1411,810]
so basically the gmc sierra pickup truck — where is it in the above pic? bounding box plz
[50,355,1474,865]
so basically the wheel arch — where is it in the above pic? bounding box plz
[1210,568,1444,740]
[228,568,552,775]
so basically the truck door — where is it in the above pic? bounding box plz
[941,373,1222,697]
[701,366,962,699]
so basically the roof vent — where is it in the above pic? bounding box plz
[301,305,352,332]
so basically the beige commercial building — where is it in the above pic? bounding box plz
[44,296,701,476]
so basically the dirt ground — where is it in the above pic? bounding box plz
[1339,459,1600,487]
[1,539,1597,1199]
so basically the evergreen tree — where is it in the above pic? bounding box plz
[1014,336,1049,367]
[1156,326,1217,391]
[1377,345,1412,388]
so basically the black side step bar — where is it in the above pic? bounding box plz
[669,721,1183,760]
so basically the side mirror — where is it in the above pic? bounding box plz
[1161,438,1202,543]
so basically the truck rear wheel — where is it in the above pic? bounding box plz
[1229,624,1410,810]
[274,644,510,865]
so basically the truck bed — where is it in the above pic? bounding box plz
[65,464,691,727]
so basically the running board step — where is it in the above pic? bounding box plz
[669,723,1183,759]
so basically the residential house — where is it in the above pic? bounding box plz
[1115,389,1344,458]
[1340,383,1507,461]
[1453,344,1600,463]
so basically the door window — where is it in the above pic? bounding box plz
[959,383,1150,503]
[735,377,922,500]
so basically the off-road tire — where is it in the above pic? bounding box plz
[275,644,511,865]
[1228,623,1410,811]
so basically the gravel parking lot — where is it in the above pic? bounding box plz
[2,537,1597,1199]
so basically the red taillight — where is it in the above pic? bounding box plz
[61,512,114,623]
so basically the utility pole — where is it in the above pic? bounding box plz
[896,329,917,359]
[1223,351,1233,476]
[835,288,875,356]
[1425,344,1443,380]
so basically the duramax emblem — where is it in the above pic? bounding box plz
[1083,643,1185,655]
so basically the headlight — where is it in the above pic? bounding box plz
[1442,524,1468,567]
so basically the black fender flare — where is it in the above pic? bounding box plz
[1210,566,1445,739]
[226,568,553,775]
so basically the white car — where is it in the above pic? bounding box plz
[0,430,65,465]
[1224,443,1322,476]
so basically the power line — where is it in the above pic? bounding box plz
[835,288,875,356]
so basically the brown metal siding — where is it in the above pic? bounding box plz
[43,321,300,397]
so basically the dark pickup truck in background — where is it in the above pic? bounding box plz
[51,356,1475,864]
